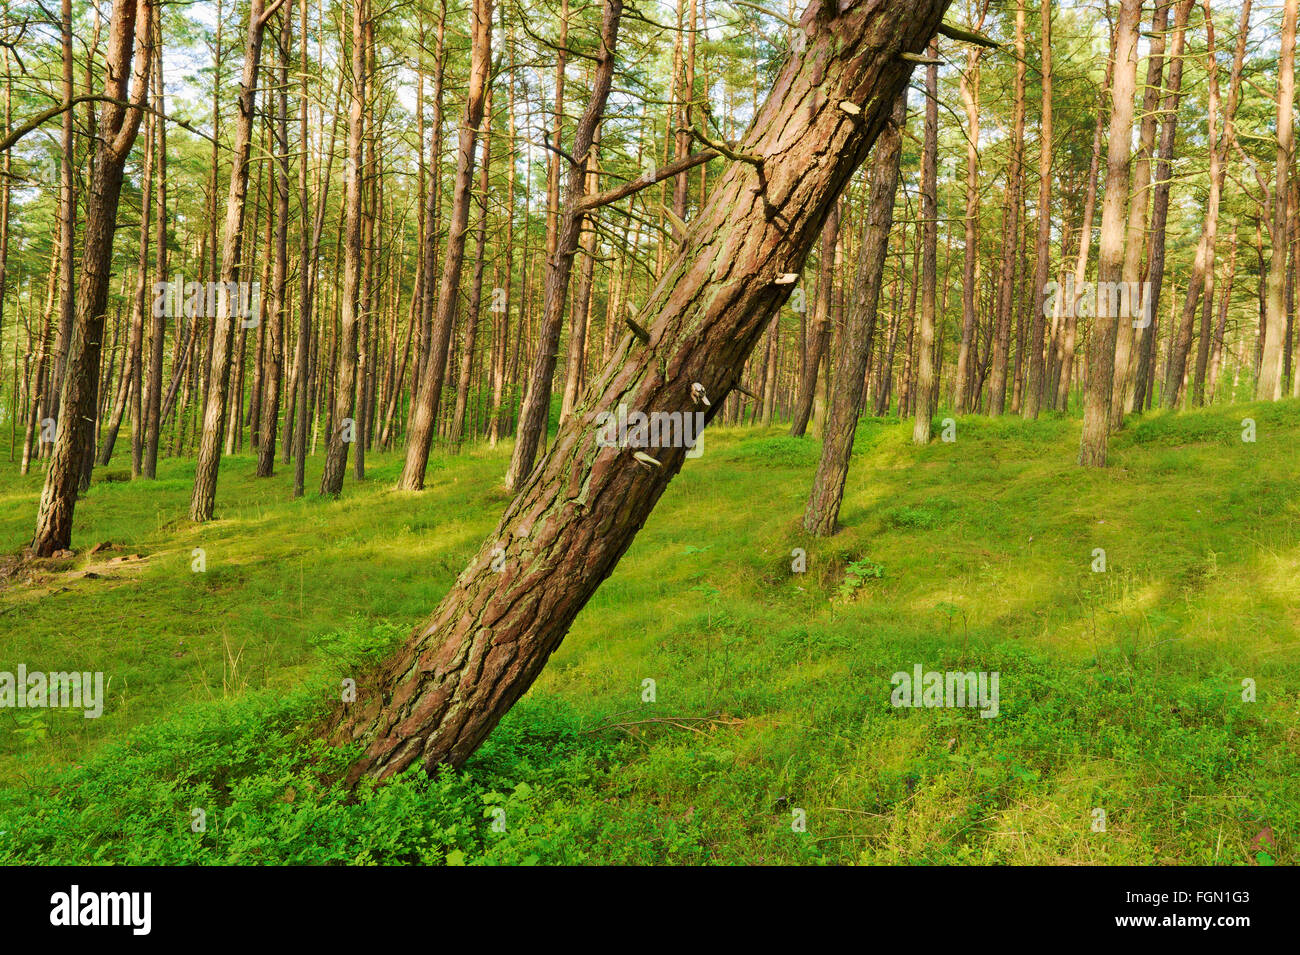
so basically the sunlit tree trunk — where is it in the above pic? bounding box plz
[33,0,153,555]
[1078,0,1140,468]
[328,0,953,782]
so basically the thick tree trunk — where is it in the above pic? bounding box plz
[33,0,152,556]
[328,0,952,783]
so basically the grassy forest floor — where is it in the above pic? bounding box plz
[0,400,1298,864]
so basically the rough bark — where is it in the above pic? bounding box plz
[805,89,907,535]
[32,0,152,555]
[1257,0,1297,399]
[189,0,272,519]
[912,46,938,444]
[503,0,619,490]
[328,0,951,783]
[1078,0,1140,467]
[397,0,492,490]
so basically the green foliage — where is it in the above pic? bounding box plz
[2,402,1300,864]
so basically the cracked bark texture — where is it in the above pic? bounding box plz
[330,0,952,785]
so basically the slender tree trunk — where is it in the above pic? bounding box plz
[397,0,493,490]
[451,91,494,449]
[952,3,989,413]
[142,6,167,477]
[319,0,369,496]
[811,89,903,441]
[1022,0,1053,419]
[1078,0,1140,468]
[987,0,1025,416]
[559,121,601,424]
[790,201,840,436]
[1132,0,1192,412]
[1258,0,1298,399]
[502,0,619,490]
[1110,0,1168,425]
[1207,229,1237,403]
[257,15,291,476]
[190,0,272,520]
[912,47,939,443]
[1053,63,1107,413]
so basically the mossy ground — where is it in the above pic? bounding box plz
[0,400,1296,864]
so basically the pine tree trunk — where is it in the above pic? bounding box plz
[1078,0,1140,467]
[1257,0,1297,399]
[987,0,1025,417]
[257,16,291,477]
[952,5,988,413]
[912,47,939,444]
[503,0,619,490]
[805,89,907,534]
[1022,0,1053,420]
[397,0,492,490]
[790,201,840,437]
[328,0,953,783]
[33,0,153,555]
[1132,0,1191,412]
[142,6,167,478]
[190,0,272,519]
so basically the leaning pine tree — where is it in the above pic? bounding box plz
[328,0,956,784]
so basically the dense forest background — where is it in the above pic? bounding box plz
[0,0,1297,865]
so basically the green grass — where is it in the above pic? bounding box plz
[0,400,1297,864]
